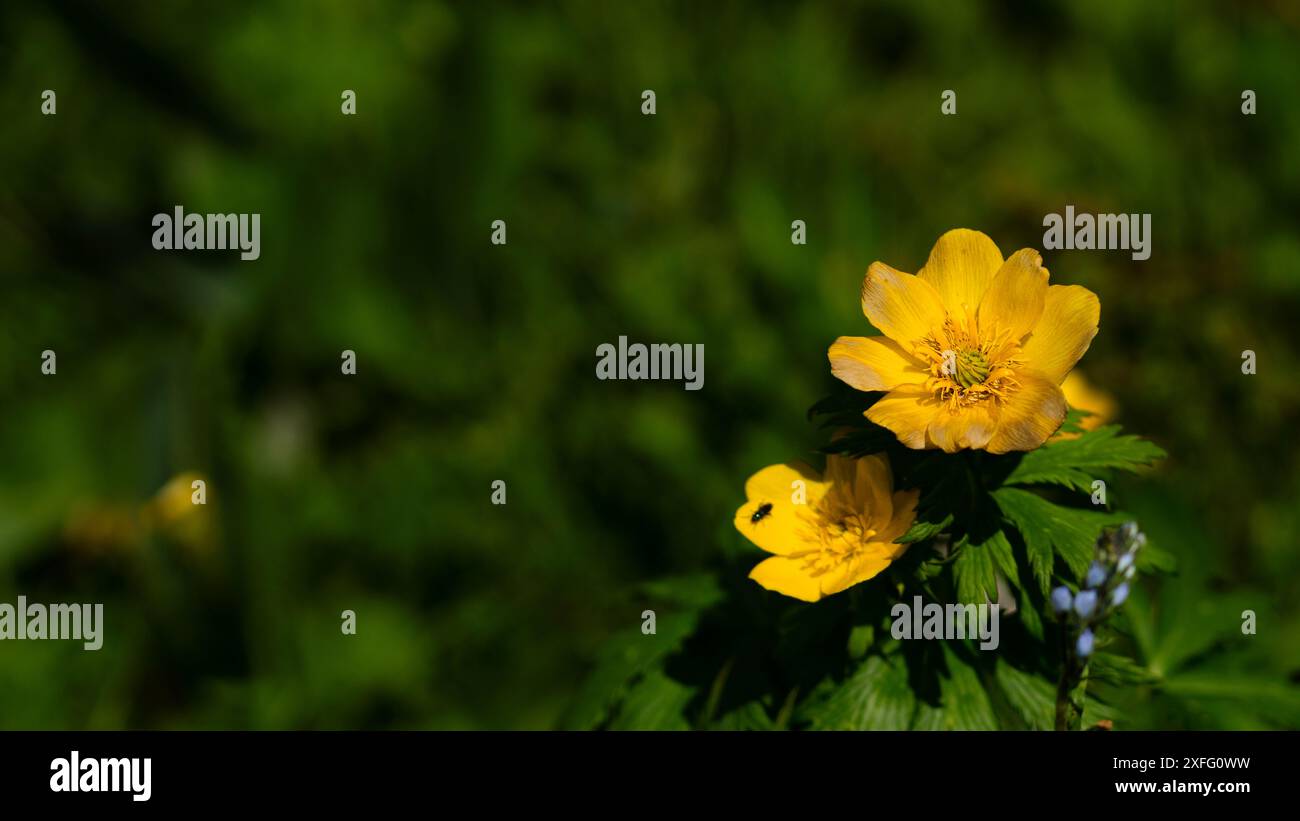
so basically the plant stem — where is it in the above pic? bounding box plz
[1054,629,1089,730]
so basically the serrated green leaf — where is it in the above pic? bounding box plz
[1017,588,1045,640]
[561,574,721,729]
[993,487,1127,582]
[912,646,999,730]
[711,699,776,730]
[1081,695,1118,728]
[954,537,998,604]
[1058,407,1093,435]
[606,669,695,730]
[1005,425,1166,492]
[801,655,915,730]
[897,513,953,544]
[1011,515,1057,595]
[995,660,1056,729]
[985,528,1020,590]
[1090,652,1160,686]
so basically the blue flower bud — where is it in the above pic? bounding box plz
[1076,629,1095,658]
[1050,586,1073,614]
[1110,583,1129,607]
[1116,553,1134,573]
[1085,561,1107,589]
[1073,590,1098,619]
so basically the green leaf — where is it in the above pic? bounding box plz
[1006,517,1056,596]
[985,528,1020,590]
[912,646,998,730]
[953,536,999,604]
[1135,542,1177,574]
[560,574,721,729]
[808,390,901,458]
[992,487,1127,582]
[1017,588,1045,641]
[1137,588,1259,678]
[710,699,776,730]
[605,669,695,730]
[1005,425,1166,493]
[1090,652,1160,686]
[897,513,953,544]
[995,660,1056,730]
[1058,407,1093,435]
[637,574,726,609]
[847,624,874,659]
[801,654,915,730]
[1161,673,1300,725]
[1081,695,1118,728]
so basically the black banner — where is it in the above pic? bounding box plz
[1,730,1287,808]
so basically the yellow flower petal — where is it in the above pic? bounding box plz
[977,248,1049,342]
[986,369,1068,453]
[927,402,997,452]
[828,335,928,392]
[917,228,1004,318]
[734,463,827,556]
[860,261,948,345]
[749,556,823,602]
[818,551,893,597]
[879,488,921,547]
[852,453,895,526]
[1020,284,1100,384]
[1061,370,1116,431]
[865,387,940,449]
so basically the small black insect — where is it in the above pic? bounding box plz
[750,502,774,524]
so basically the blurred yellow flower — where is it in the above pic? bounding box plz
[1060,370,1116,434]
[144,472,215,553]
[829,229,1100,454]
[734,454,918,602]
[64,504,141,555]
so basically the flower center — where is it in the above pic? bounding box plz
[953,349,991,389]
[915,316,1024,410]
[788,492,882,576]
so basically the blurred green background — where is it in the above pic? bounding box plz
[1,0,1297,729]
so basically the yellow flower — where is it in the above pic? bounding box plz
[1059,370,1116,435]
[828,229,1100,454]
[144,472,215,554]
[64,504,141,556]
[734,454,918,602]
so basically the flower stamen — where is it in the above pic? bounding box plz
[913,317,1024,412]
